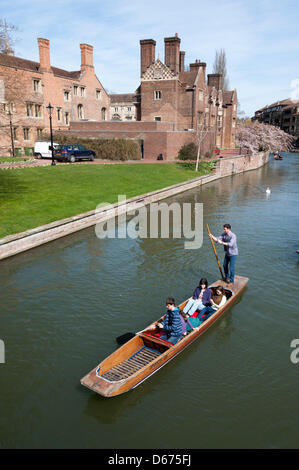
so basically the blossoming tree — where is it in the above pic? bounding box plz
[235,121,293,154]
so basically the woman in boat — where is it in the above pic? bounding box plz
[185,286,226,333]
[182,278,212,317]
[156,298,183,345]
[198,286,227,323]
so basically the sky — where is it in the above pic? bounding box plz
[1,0,299,117]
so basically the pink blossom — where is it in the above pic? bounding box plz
[236,121,293,154]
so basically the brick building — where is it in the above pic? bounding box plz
[138,34,237,148]
[0,33,237,159]
[110,93,138,121]
[0,38,110,155]
[69,33,237,159]
[253,99,299,144]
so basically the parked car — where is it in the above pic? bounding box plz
[54,144,95,163]
[34,141,59,159]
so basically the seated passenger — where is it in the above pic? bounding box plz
[156,297,182,345]
[182,278,212,317]
[198,286,227,323]
[180,310,187,336]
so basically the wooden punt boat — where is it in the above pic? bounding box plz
[80,275,248,397]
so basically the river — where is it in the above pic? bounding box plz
[0,153,298,449]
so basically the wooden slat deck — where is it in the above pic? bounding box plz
[100,346,161,382]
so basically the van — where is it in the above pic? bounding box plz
[34,141,59,159]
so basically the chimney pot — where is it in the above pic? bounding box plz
[38,38,51,71]
[140,39,156,77]
[80,43,94,70]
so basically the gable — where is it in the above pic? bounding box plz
[141,59,177,81]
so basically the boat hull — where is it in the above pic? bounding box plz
[80,275,249,397]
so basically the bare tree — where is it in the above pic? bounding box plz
[195,114,213,171]
[212,49,229,91]
[0,18,18,54]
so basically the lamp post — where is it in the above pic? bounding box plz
[8,110,15,157]
[46,103,56,166]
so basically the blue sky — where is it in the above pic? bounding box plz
[1,0,299,117]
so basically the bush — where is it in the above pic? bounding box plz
[177,142,198,160]
[43,134,141,161]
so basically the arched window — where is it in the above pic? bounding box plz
[101,107,106,121]
[77,104,84,119]
[112,113,121,121]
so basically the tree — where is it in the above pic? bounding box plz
[212,49,229,90]
[235,121,293,154]
[0,18,17,54]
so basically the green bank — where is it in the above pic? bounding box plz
[0,161,213,238]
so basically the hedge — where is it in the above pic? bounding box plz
[43,134,141,161]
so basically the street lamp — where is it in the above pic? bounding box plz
[46,103,56,166]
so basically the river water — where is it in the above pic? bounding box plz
[0,153,298,449]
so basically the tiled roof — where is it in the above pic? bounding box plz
[255,99,293,113]
[110,93,137,104]
[222,90,234,105]
[0,53,81,80]
[179,69,198,88]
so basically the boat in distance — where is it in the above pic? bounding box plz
[80,275,249,397]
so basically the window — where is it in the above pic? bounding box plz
[96,89,101,100]
[154,91,162,100]
[3,102,15,114]
[154,116,161,121]
[57,108,62,121]
[33,79,41,93]
[65,112,69,125]
[217,116,222,128]
[127,106,131,111]
[36,128,43,139]
[23,128,30,140]
[114,107,118,112]
[13,127,18,140]
[101,107,106,121]
[125,116,132,120]
[77,104,84,119]
[26,103,33,117]
[80,87,85,97]
[34,104,42,118]
[64,91,70,101]
[73,85,78,96]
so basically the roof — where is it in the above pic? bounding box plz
[255,98,295,113]
[110,93,137,104]
[222,90,234,105]
[0,53,81,80]
[179,69,198,88]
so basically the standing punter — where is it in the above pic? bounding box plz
[209,224,238,284]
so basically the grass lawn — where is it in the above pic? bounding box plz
[0,161,214,238]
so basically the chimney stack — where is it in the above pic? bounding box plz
[140,39,156,77]
[164,34,181,75]
[38,38,51,71]
[179,51,185,72]
[208,73,222,90]
[80,44,94,71]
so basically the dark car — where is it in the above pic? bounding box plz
[54,144,95,163]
